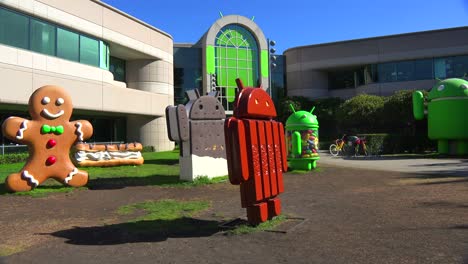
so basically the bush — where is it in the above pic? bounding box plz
[142,146,155,153]
[277,96,313,123]
[359,134,387,155]
[383,134,436,154]
[0,153,29,164]
[337,94,385,133]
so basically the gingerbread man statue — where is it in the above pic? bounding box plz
[2,85,93,192]
[224,78,288,225]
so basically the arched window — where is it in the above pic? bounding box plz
[215,25,259,111]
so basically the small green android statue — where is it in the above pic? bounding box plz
[285,104,320,170]
[413,78,468,155]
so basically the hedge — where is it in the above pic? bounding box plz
[0,153,29,164]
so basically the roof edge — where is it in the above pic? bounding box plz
[91,0,173,39]
[284,26,468,54]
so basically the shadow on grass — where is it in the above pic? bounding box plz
[400,172,468,185]
[0,182,79,197]
[48,217,222,245]
[419,201,468,209]
[142,159,179,166]
[87,174,183,190]
[340,153,448,161]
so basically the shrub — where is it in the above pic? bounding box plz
[142,146,155,153]
[336,94,385,133]
[359,134,387,155]
[0,153,29,164]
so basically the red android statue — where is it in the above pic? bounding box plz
[224,78,288,225]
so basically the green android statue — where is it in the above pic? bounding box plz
[412,78,468,155]
[285,104,320,170]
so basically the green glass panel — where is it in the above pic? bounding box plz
[0,8,29,49]
[238,60,248,68]
[80,35,99,66]
[226,87,236,102]
[30,19,55,55]
[99,41,109,69]
[226,59,237,68]
[206,45,215,74]
[237,49,248,60]
[226,48,237,58]
[261,50,269,78]
[57,28,79,62]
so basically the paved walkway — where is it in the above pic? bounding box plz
[318,151,468,177]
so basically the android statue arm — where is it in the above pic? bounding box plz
[165,104,190,157]
[291,131,301,157]
[412,91,426,120]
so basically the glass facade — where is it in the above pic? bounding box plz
[80,35,99,66]
[328,55,468,90]
[0,6,109,70]
[30,19,55,56]
[173,47,202,104]
[109,56,126,82]
[271,55,286,105]
[57,28,79,62]
[214,25,259,111]
[0,8,28,49]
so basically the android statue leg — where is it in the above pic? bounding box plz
[247,202,268,225]
[311,161,317,169]
[438,140,449,154]
[267,197,281,220]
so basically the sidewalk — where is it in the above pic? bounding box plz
[317,151,468,177]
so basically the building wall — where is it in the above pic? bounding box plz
[285,27,468,99]
[0,0,174,151]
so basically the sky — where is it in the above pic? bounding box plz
[102,0,468,54]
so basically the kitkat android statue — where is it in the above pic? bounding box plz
[413,78,468,155]
[285,104,320,170]
[224,78,288,225]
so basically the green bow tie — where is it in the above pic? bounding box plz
[41,125,64,134]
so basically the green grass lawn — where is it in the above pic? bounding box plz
[0,150,227,197]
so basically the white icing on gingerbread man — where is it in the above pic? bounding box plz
[1,85,93,192]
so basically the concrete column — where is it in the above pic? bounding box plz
[127,115,174,152]
[125,59,174,151]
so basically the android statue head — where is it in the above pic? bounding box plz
[412,78,468,155]
[285,104,320,170]
[233,78,276,119]
[285,105,319,130]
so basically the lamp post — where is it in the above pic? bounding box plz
[268,39,277,97]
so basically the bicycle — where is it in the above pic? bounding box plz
[329,135,368,157]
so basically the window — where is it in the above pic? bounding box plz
[328,70,355,89]
[80,35,99,66]
[215,25,259,112]
[109,56,126,82]
[57,28,79,62]
[414,59,433,80]
[396,61,414,81]
[30,19,55,56]
[0,6,110,71]
[378,63,397,82]
[0,8,29,49]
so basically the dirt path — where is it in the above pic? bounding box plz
[1,165,467,264]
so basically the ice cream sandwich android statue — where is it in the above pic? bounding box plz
[2,85,93,192]
[413,78,468,155]
[225,78,288,225]
[166,89,228,181]
[286,105,320,170]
